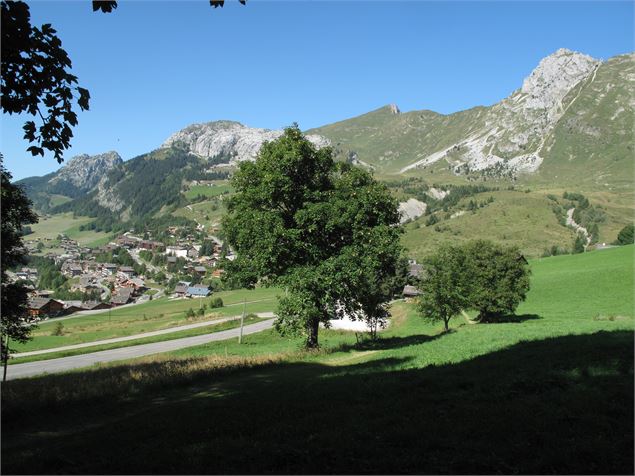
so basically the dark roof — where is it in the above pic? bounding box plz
[174,283,189,294]
[28,297,63,309]
[28,297,53,309]
[194,266,207,272]
[119,266,135,273]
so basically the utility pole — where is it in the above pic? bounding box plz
[238,297,246,344]
[3,334,10,383]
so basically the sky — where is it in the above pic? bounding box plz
[2,0,633,180]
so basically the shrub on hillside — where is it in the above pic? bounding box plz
[615,224,634,245]
[209,297,223,309]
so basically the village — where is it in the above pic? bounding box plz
[9,227,235,321]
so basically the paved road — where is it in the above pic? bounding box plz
[6,319,275,381]
[13,312,276,358]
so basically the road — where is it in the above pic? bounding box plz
[6,319,275,380]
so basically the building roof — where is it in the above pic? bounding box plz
[403,285,421,297]
[187,286,210,296]
[408,264,423,278]
[111,288,133,305]
[194,266,207,272]
[119,266,135,273]
[28,297,63,309]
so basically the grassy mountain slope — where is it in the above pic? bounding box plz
[534,53,635,190]
[3,246,633,474]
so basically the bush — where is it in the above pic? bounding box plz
[186,308,195,318]
[209,297,224,309]
[615,223,634,245]
[197,308,205,316]
[52,322,64,336]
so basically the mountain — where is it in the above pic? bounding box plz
[308,49,634,189]
[16,151,122,212]
[162,120,330,164]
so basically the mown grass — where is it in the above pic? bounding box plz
[184,183,233,199]
[12,287,280,352]
[2,246,633,474]
[26,212,111,247]
[9,316,266,365]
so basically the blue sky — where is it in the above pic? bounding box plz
[2,0,633,180]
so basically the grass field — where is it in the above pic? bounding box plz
[173,199,228,229]
[27,212,112,248]
[11,287,280,353]
[2,246,633,474]
[9,315,266,365]
[184,183,233,200]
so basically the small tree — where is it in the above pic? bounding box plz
[573,233,586,254]
[463,240,531,322]
[417,244,469,331]
[186,307,195,318]
[52,321,64,336]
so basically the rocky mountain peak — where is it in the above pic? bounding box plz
[49,151,122,191]
[161,121,330,164]
[389,104,401,114]
[520,48,600,110]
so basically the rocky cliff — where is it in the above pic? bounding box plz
[162,120,331,164]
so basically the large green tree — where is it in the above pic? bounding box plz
[1,161,38,380]
[223,126,402,347]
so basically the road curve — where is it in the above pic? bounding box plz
[6,319,275,381]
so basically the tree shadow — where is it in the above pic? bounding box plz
[2,331,633,475]
[334,331,450,353]
[479,313,542,323]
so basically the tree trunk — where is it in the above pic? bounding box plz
[443,318,449,332]
[306,317,320,349]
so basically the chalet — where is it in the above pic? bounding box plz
[139,240,163,251]
[117,235,138,249]
[174,281,191,297]
[211,268,224,278]
[102,263,118,275]
[35,290,54,298]
[187,285,210,297]
[68,265,83,277]
[402,285,421,298]
[187,248,199,259]
[194,266,207,275]
[119,266,136,279]
[27,297,65,317]
[111,287,133,306]
[82,301,112,311]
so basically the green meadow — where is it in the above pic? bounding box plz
[26,212,112,248]
[11,287,280,353]
[184,183,233,199]
[2,246,633,474]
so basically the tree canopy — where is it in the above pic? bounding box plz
[223,126,402,347]
[417,240,531,329]
[417,244,470,332]
[1,160,38,376]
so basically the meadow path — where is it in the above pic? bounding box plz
[6,319,275,380]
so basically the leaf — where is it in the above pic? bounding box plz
[92,1,118,13]
[26,146,44,157]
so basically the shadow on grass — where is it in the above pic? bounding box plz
[2,330,633,475]
[334,330,450,353]
[479,313,543,323]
